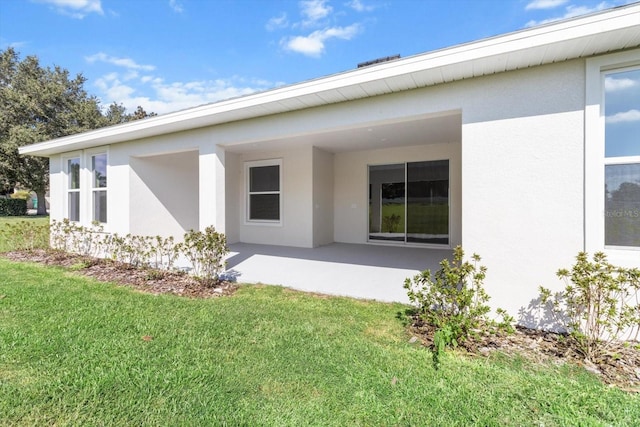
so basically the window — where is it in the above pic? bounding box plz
[368,160,449,245]
[603,68,640,248]
[246,159,281,222]
[66,157,80,221]
[586,51,640,258]
[91,153,107,223]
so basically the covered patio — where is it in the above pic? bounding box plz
[226,242,452,303]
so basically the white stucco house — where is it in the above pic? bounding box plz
[20,4,640,326]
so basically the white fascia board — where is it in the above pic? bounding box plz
[19,3,640,157]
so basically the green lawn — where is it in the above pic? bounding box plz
[1,259,638,426]
[0,215,49,252]
[379,203,448,234]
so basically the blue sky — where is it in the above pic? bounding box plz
[0,0,637,115]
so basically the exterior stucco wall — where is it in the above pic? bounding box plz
[237,146,314,248]
[129,150,199,238]
[48,155,64,222]
[459,60,586,324]
[109,128,209,237]
[312,147,334,247]
[224,151,241,244]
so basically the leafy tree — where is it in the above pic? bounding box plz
[609,182,640,202]
[0,48,104,214]
[105,102,157,124]
[0,48,156,214]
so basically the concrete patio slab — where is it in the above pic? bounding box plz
[226,242,452,303]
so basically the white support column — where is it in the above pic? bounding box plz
[199,144,226,233]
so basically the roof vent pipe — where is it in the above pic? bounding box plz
[357,54,401,68]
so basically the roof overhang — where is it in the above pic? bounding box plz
[20,3,640,157]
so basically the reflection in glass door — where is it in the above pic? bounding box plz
[368,160,449,245]
[368,164,405,242]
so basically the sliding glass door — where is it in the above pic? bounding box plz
[369,160,449,245]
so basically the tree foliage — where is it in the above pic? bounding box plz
[105,102,157,124]
[0,48,156,213]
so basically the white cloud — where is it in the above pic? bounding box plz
[85,52,156,71]
[0,38,28,49]
[36,0,103,19]
[347,0,376,12]
[281,24,362,57]
[606,109,640,124]
[266,13,289,31]
[269,1,366,57]
[300,0,333,23]
[92,67,277,115]
[169,0,184,13]
[525,1,612,27]
[525,0,568,10]
[605,76,638,92]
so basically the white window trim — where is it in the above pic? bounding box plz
[87,149,108,224]
[62,151,82,223]
[244,159,283,226]
[60,147,109,227]
[585,49,640,266]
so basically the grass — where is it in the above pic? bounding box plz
[379,203,448,234]
[1,259,639,425]
[0,215,49,252]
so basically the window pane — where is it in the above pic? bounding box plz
[249,194,279,220]
[93,190,107,223]
[250,165,279,192]
[605,69,640,157]
[68,158,80,189]
[368,164,405,242]
[407,160,449,244]
[68,192,80,222]
[92,154,107,188]
[605,163,640,247]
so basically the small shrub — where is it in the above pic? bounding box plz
[382,214,402,233]
[50,219,104,257]
[107,233,151,268]
[147,235,179,270]
[0,198,27,216]
[50,220,230,284]
[404,246,491,339]
[540,252,640,360]
[177,226,228,286]
[145,268,166,281]
[404,246,512,368]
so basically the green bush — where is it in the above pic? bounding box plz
[540,252,640,361]
[0,198,27,216]
[49,219,229,284]
[50,219,105,257]
[404,246,512,368]
[177,226,228,286]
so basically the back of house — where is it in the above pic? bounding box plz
[21,3,640,327]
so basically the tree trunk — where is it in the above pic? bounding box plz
[36,191,47,215]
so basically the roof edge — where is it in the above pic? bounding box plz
[20,2,640,157]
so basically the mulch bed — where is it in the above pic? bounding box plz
[3,249,237,298]
[3,249,639,391]
[409,317,640,392]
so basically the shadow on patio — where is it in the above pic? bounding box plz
[226,242,452,303]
